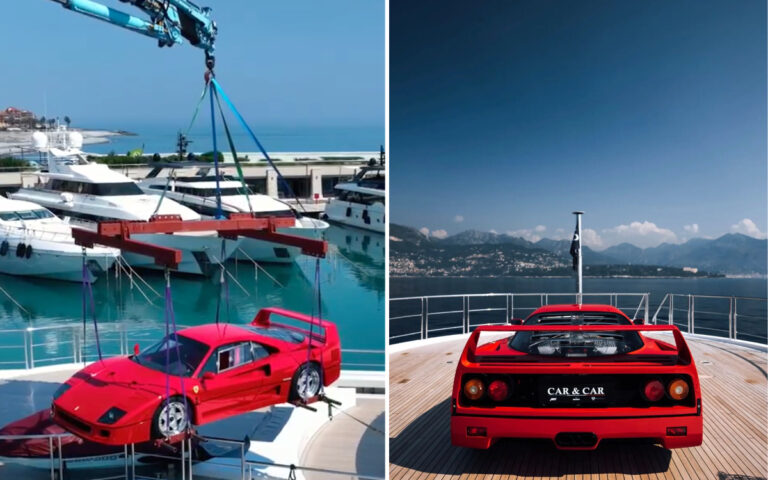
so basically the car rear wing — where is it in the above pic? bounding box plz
[251,307,332,343]
[464,324,693,365]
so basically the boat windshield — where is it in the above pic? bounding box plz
[0,210,56,221]
[508,312,643,357]
[48,179,144,196]
[131,333,210,377]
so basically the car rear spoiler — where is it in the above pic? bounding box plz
[464,324,693,365]
[251,307,331,343]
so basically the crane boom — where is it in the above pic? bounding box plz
[50,0,216,66]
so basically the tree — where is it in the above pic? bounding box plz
[64,116,71,127]
[48,118,55,128]
[39,116,46,128]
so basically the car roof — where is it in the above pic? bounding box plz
[179,324,254,346]
[529,304,629,317]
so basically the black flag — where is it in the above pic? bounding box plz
[569,225,580,271]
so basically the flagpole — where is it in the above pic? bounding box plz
[573,211,584,305]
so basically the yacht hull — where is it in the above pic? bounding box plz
[235,218,329,263]
[0,239,115,283]
[324,201,385,233]
[121,233,242,276]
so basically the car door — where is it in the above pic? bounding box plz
[196,342,267,422]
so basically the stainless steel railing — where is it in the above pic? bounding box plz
[651,294,767,343]
[389,292,649,342]
[0,323,384,370]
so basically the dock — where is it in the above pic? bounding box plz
[389,334,768,480]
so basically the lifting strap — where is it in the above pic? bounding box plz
[213,86,254,214]
[208,80,224,219]
[81,250,103,362]
[163,268,191,439]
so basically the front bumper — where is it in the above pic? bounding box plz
[450,412,703,450]
[52,405,151,446]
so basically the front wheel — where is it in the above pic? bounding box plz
[290,363,322,401]
[151,396,190,439]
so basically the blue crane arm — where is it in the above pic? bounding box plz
[50,0,216,56]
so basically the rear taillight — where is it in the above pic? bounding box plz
[666,426,687,436]
[667,378,690,400]
[643,380,665,401]
[487,380,510,402]
[467,426,487,437]
[463,378,485,400]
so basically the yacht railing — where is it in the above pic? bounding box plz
[0,433,384,480]
[390,292,767,346]
[0,223,75,243]
[0,323,384,370]
[389,292,649,342]
[651,294,767,344]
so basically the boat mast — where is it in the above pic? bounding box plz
[573,211,583,305]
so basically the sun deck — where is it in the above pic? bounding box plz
[389,334,768,480]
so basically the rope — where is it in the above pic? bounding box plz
[163,268,191,439]
[209,78,308,215]
[81,249,102,362]
[213,87,254,214]
[209,81,223,219]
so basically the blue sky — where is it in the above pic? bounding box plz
[391,0,767,249]
[4,1,384,127]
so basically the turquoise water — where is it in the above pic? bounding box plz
[0,224,384,370]
[84,122,384,155]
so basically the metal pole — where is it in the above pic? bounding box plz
[669,295,674,325]
[729,297,734,339]
[49,437,54,480]
[734,297,738,339]
[644,294,649,324]
[573,211,583,305]
[57,436,63,478]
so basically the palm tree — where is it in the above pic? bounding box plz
[64,116,71,127]
[47,118,55,128]
[38,116,46,129]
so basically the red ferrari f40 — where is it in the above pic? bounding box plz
[450,304,703,450]
[52,308,341,445]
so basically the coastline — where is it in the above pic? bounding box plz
[0,129,126,155]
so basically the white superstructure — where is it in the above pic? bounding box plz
[0,197,117,282]
[324,164,385,233]
[138,166,328,263]
[9,140,240,275]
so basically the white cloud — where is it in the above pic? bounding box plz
[730,218,767,239]
[418,227,430,237]
[454,215,464,223]
[431,229,449,239]
[534,225,546,233]
[601,221,678,248]
[581,228,604,249]
[506,228,543,243]
[683,224,699,234]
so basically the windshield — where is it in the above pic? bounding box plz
[0,210,56,221]
[132,333,210,377]
[508,312,643,357]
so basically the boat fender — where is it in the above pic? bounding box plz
[16,243,25,258]
[346,207,352,217]
[25,244,33,259]
[0,241,8,256]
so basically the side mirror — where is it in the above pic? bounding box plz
[508,318,524,326]
[202,372,216,381]
[633,318,645,325]
[133,343,140,356]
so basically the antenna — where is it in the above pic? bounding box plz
[572,211,584,305]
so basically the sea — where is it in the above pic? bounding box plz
[0,224,384,370]
[390,277,767,344]
[82,121,383,155]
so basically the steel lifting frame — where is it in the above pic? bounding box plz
[72,213,327,269]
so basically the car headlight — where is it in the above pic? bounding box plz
[97,407,127,425]
[53,383,71,401]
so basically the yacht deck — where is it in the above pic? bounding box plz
[389,335,768,480]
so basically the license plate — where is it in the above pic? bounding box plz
[540,384,608,405]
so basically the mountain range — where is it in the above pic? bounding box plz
[390,224,766,276]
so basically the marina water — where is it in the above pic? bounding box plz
[0,224,384,370]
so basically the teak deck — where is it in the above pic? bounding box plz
[389,334,768,480]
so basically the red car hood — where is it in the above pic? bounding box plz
[55,357,183,422]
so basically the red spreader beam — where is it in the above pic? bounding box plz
[72,213,327,269]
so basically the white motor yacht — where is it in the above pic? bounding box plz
[9,134,240,275]
[138,165,328,263]
[0,197,117,282]
[324,163,385,233]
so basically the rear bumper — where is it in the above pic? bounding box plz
[450,412,703,450]
[52,405,151,446]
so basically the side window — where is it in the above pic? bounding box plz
[217,342,254,372]
[200,350,218,375]
[251,342,270,361]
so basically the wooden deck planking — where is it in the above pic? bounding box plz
[389,335,768,480]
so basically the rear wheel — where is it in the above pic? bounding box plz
[151,396,190,439]
[290,363,322,401]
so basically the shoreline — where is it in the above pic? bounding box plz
[0,128,126,155]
